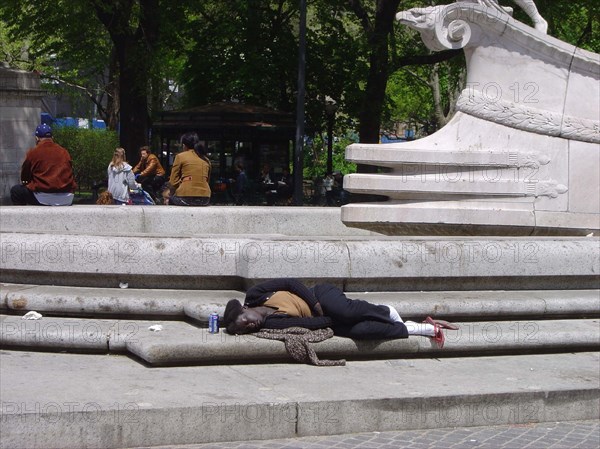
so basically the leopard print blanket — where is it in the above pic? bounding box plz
[256,327,346,366]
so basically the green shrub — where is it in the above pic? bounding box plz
[53,128,119,190]
[303,132,358,180]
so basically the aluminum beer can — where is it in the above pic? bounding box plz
[209,312,219,333]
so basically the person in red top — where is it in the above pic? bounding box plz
[11,124,77,206]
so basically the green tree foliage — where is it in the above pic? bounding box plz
[2,0,597,179]
[53,127,119,190]
[0,1,115,122]
[306,2,369,130]
[385,67,434,136]
[180,1,368,139]
[511,0,599,52]
[182,1,296,110]
[0,20,29,68]
[385,54,466,137]
[0,0,191,163]
[304,133,358,180]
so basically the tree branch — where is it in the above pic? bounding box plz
[391,49,461,71]
[575,14,593,48]
[42,74,109,117]
[403,68,430,88]
[346,0,372,35]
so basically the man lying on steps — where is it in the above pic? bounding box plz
[221,278,458,347]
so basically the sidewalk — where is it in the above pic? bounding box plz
[132,420,600,449]
[1,350,598,449]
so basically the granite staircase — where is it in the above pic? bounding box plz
[0,206,598,448]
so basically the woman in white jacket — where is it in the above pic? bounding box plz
[107,148,139,205]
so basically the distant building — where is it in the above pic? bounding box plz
[153,102,296,181]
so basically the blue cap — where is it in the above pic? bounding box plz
[35,124,53,138]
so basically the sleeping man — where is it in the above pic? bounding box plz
[222,278,458,347]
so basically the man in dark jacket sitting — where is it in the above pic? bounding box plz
[222,278,457,346]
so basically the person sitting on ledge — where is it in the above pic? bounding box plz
[168,132,212,207]
[221,278,458,347]
[11,124,77,206]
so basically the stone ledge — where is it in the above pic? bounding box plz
[1,234,598,291]
[2,283,599,321]
[124,319,600,365]
[2,315,598,365]
[341,202,600,236]
[0,205,377,237]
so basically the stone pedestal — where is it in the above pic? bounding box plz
[343,2,600,236]
[0,64,44,204]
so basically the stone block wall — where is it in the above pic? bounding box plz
[0,64,44,204]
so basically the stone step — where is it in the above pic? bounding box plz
[1,283,598,321]
[2,206,598,291]
[1,350,598,448]
[125,318,600,366]
[341,201,600,237]
[2,314,598,365]
[0,205,376,237]
[1,234,598,291]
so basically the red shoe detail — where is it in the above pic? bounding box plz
[433,327,445,348]
[423,316,445,348]
[424,316,459,330]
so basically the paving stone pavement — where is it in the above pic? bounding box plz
[134,420,600,449]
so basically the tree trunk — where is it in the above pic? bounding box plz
[348,0,461,173]
[358,0,401,147]
[118,40,149,164]
[430,63,447,129]
[352,0,400,173]
[93,0,159,164]
[429,63,466,130]
[105,48,120,131]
